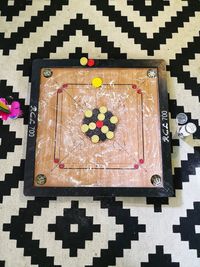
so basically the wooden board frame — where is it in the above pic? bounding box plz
[24,59,174,197]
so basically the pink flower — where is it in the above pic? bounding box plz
[0,99,22,120]
[0,98,10,120]
[9,101,22,119]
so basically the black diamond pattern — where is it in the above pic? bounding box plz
[141,246,180,267]
[0,0,32,21]
[168,34,200,100]
[0,160,25,203]
[0,0,200,266]
[86,197,146,267]
[0,122,22,159]
[17,14,126,80]
[127,0,170,21]
[173,202,200,257]
[3,198,60,267]
[91,0,200,55]
[48,201,101,257]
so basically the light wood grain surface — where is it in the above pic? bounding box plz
[34,68,162,187]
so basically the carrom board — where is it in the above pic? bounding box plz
[24,59,174,197]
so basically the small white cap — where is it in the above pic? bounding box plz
[186,123,197,134]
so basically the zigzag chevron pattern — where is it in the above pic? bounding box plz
[0,0,32,21]
[0,1,200,266]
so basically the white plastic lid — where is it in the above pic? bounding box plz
[186,123,197,134]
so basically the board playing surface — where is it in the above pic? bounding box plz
[34,67,163,188]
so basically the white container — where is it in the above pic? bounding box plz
[177,122,197,138]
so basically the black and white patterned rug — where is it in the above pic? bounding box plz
[0,1,200,266]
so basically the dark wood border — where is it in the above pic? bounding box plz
[24,59,174,197]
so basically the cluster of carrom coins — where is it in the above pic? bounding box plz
[81,106,118,143]
[80,57,95,67]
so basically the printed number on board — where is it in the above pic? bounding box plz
[29,105,37,137]
[161,110,169,143]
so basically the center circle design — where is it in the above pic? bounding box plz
[81,106,118,143]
